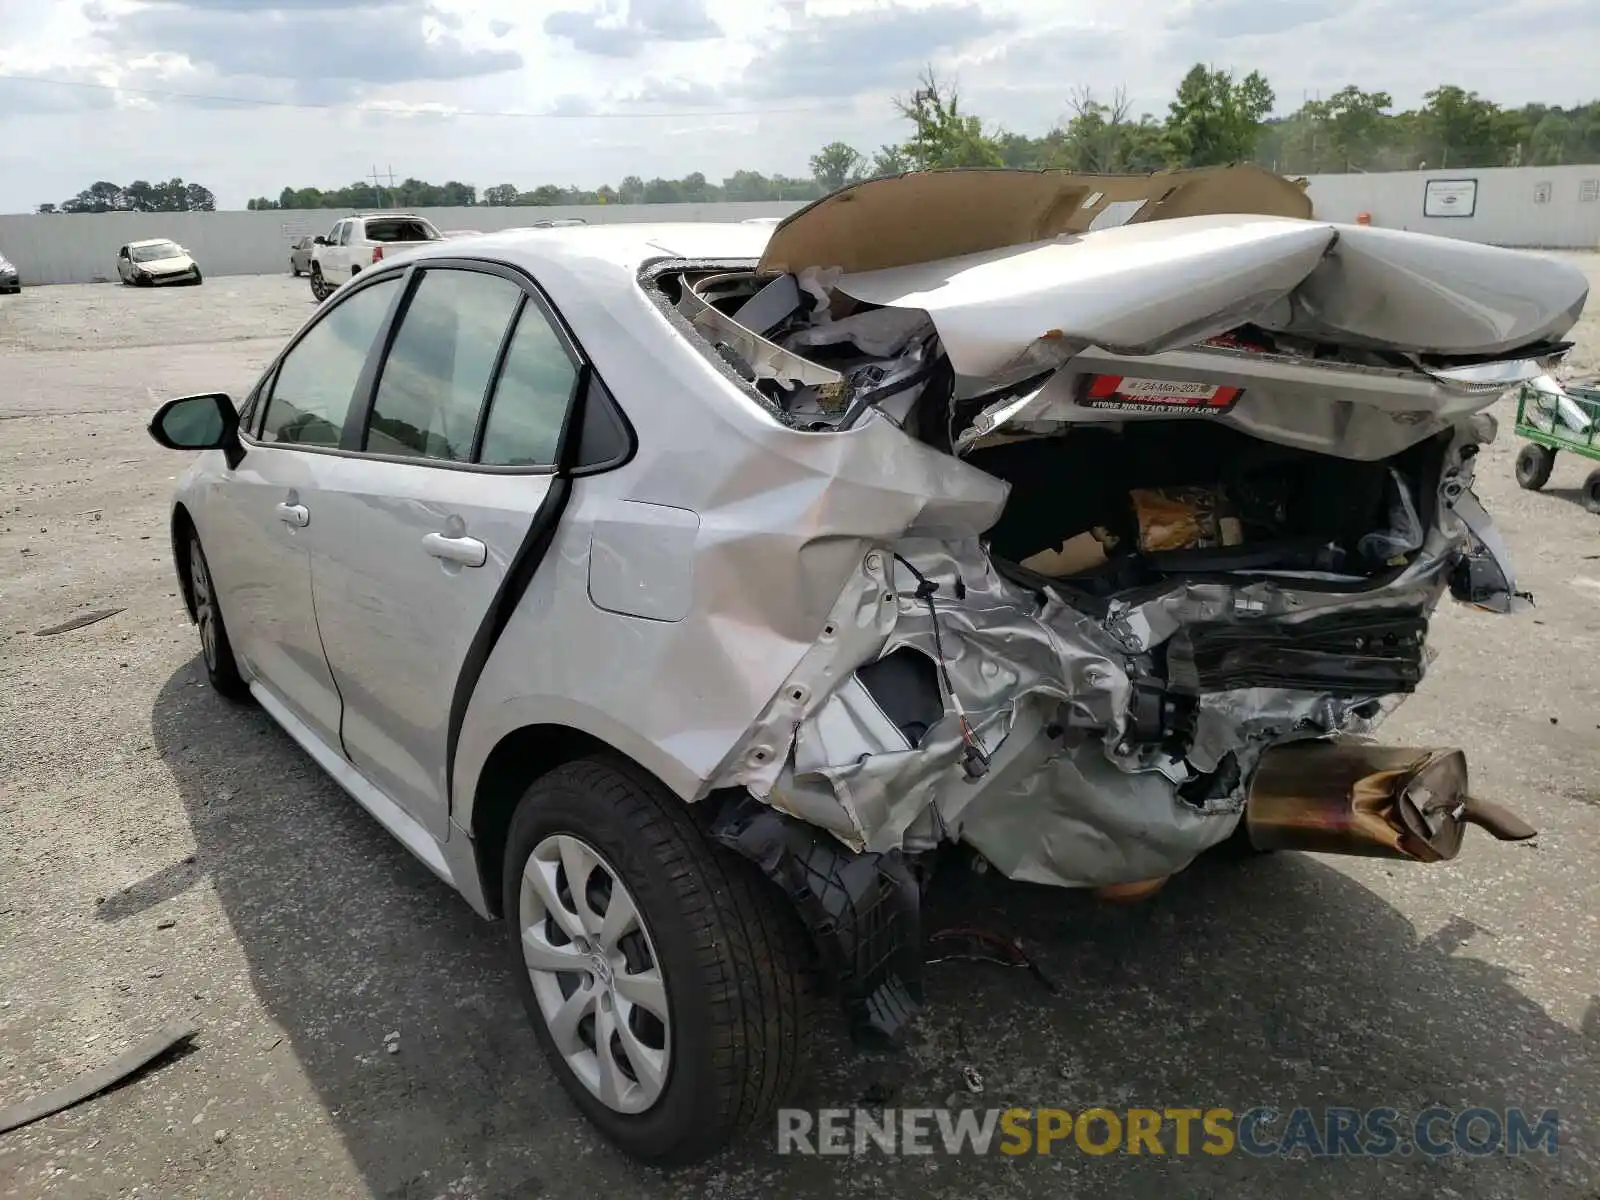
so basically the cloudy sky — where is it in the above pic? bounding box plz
[0,0,1593,212]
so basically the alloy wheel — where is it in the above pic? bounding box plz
[519,834,672,1114]
[191,544,218,672]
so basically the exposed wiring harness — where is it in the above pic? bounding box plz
[892,553,991,781]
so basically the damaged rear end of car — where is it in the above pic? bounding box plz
[641,166,1584,1043]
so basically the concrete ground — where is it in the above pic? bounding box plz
[2,264,1599,1200]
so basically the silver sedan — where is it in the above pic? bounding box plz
[145,172,1577,1163]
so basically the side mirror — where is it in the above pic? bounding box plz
[313,235,328,246]
[149,393,243,467]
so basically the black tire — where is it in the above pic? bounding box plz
[1583,468,1600,515]
[291,264,302,277]
[190,268,203,286]
[309,266,331,301]
[502,757,818,1165]
[188,534,249,702]
[1515,443,1555,490]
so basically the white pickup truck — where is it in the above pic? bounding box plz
[308,212,444,301]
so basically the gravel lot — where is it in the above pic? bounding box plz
[2,266,1599,1200]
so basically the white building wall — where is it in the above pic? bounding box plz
[2,166,1596,287]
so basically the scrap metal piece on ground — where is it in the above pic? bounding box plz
[33,608,125,637]
[0,1021,197,1135]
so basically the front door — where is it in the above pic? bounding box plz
[305,263,581,836]
[320,220,349,277]
[213,271,407,743]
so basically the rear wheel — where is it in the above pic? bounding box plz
[291,263,302,277]
[1583,468,1600,515]
[1515,443,1555,490]
[502,757,817,1165]
[188,535,248,701]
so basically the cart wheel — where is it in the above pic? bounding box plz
[1515,443,1556,490]
[1583,468,1600,515]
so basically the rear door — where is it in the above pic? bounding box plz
[303,261,584,837]
[202,271,407,744]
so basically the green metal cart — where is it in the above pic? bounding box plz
[1512,374,1600,511]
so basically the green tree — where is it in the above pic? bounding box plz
[482,183,519,206]
[641,177,684,203]
[722,169,776,200]
[679,171,716,201]
[60,181,124,212]
[1165,64,1275,166]
[1315,86,1394,171]
[1418,85,1514,168]
[869,144,911,177]
[1053,87,1166,172]
[809,141,864,190]
[894,68,1004,169]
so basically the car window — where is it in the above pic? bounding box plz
[478,304,580,467]
[338,222,354,247]
[365,218,442,243]
[259,277,400,447]
[365,269,522,462]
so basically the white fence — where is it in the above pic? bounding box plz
[0,202,803,286]
[2,165,1597,287]
[1302,164,1600,249]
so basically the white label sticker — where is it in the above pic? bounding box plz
[1117,378,1220,399]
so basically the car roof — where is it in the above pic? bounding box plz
[402,221,772,282]
[128,237,179,247]
[340,222,775,415]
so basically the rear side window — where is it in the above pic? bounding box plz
[478,305,580,467]
[365,218,441,243]
[260,276,400,447]
[365,268,522,461]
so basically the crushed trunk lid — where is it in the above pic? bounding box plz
[831,215,1587,396]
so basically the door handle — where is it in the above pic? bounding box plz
[275,502,309,528]
[423,532,487,568]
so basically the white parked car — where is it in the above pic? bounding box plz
[117,239,202,286]
[309,212,443,300]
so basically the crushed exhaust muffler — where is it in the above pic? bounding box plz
[1244,739,1537,861]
